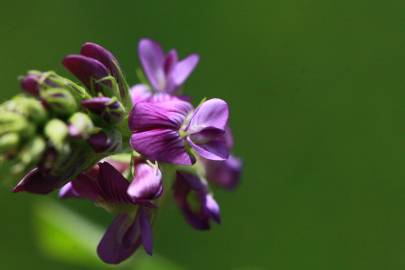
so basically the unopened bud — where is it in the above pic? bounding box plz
[44,119,68,150]
[0,95,47,124]
[40,88,78,116]
[81,96,125,123]
[0,133,19,152]
[88,129,122,153]
[0,112,34,137]
[68,112,95,139]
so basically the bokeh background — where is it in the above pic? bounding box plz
[1,0,405,269]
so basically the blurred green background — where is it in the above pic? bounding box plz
[1,0,405,269]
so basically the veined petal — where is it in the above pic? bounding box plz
[97,214,141,264]
[187,137,229,161]
[127,163,163,201]
[63,55,110,92]
[138,39,166,91]
[130,129,194,165]
[169,54,199,91]
[98,162,131,203]
[128,98,193,131]
[13,168,62,194]
[187,98,229,134]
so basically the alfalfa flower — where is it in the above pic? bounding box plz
[129,97,230,165]
[60,161,162,264]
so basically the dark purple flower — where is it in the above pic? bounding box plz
[138,39,199,94]
[88,129,122,153]
[173,171,220,230]
[129,98,230,165]
[81,96,125,123]
[59,161,162,264]
[63,43,127,99]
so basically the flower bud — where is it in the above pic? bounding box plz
[0,95,47,124]
[44,119,68,150]
[40,88,78,116]
[81,97,125,123]
[88,129,122,153]
[0,133,19,152]
[68,112,95,139]
[20,73,41,95]
[0,112,34,137]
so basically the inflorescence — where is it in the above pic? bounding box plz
[0,39,242,264]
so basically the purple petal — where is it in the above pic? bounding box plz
[205,194,221,224]
[127,163,163,201]
[139,208,153,255]
[81,97,111,113]
[130,84,152,105]
[173,172,213,230]
[169,54,199,92]
[187,98,229,134]
[187,137,229,161]
[128,98,193,131]
[59,173,101,201]
[130,129,194,165]
[88,131,111,153]
[98,162,131,203]
[138,39,166,91]
[13,168,61,194]
[97,214,141,264]
[164,49,178,75]
[203,155,242,190]
[63,54,110,92]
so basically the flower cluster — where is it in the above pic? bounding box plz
[0,39,242,264]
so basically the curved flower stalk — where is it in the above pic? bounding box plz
[0,39,243,265]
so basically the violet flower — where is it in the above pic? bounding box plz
[173,171,221,230]
[138,38,199,94]
[129,97,230,165]
[63,42,128,101]
[59,161,162,264]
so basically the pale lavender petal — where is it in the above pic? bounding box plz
[58,182,77,198]
[127,163,163,201]
[128,98,193,131]
[138,39,166,91]
[97,214,141,264]
[203,155,242,190]
[130,129,194,165]
[139,208,153,255]
[13,168,61,194]
[63,55,110,92]
[98,162,131,203]
[205,194,221,224]
[187,98,229,134]
[130,84,152,105]
[187,137,229,161]
[169,54,199,90]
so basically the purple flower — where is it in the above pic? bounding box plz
[202,155,242,190]
[129,98,230,165]
[59,161,162,264]
[63,42,127,99]
[138,38,199,94]
[201,127,243,190]
[173,171,221,230]
[13,167,63,194]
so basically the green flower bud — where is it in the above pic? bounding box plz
[0,112,35,137]
[0,95,47,124]
[44,119,68,150]
[40,88,78,116]
[0,133,20,152]
[68,112,95,139]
